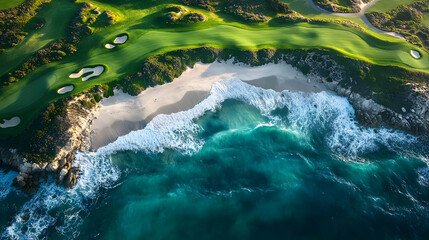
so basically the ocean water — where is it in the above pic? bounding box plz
[1,78,429,239]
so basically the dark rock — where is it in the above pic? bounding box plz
[63,167,79,189]
[21,212,30,223]
[13,174,40,194]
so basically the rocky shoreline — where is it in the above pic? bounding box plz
[0,47,428,193]
[0,91,101,193]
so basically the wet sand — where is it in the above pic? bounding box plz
[90,61,327,149]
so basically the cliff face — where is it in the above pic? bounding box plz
[0,91,100,193]
[280,51,429,135]
[1,48,428,193]
[122,47,429,137]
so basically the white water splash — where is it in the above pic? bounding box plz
[1,152,120,239]
[1,78,418,239]
[101,78,415,157]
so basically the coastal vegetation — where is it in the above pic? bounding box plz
[0,0,51,52]
[0,1,117,87]
[159,5,207,25]
[0,0,428,162]
[1,1,429,238]
[2,46,428,164]
[312,0,372,13]
[182,0,291,22]
[366,0,429,50]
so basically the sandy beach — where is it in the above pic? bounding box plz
[90,61,327,149]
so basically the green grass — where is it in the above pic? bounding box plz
[424,12,429,28]
[367,0,420,12]
[0,0,78,77]
[0,0,428,137]
[0,0,27,10]
[282,0,407,41]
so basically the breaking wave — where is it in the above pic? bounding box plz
[1,78,424,239]
[101,78,416,157]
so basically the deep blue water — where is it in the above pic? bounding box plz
[1,79,429,239]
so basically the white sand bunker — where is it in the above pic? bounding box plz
[69,66,105,81]
[105,43,116,49]
[411,50,421,59]
[57,85,74,94]
[114,35,128,44]
[0,117,21,128]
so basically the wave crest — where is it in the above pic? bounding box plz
[100,78,415,157]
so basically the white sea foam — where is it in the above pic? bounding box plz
[418,166,429,186]
[99,78,415,157]
[1,151,120,239]
[0,170,18,200]
[1,78,418,239]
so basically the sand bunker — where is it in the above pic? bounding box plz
[0,117,21,128]
[69,66,105,81]
[57,85,74,94]
[411,50,421,59]
[105,43,116,49]
[114,35,128,45]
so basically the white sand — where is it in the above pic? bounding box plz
[0,117,21,128]
[114,35,128,44]
[90,61,327,149]
[69,69,85,78]
[411,50,421,59]
[57,85,74,94]
[105,43,116,49]
[69,66,105,81]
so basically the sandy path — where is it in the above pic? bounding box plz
[89,61,327,149]
[307,0,406,40]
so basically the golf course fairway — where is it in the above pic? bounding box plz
[0,15,428,137]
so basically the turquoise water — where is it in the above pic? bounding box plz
[1,79,429,239]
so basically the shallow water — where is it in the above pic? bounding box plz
[1,79,429,239]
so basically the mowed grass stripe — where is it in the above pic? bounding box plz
[0,0,79,76]
[0,0,27,10]
[0,23,428,136]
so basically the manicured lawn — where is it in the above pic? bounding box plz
[0,0,26,10]
[367,0,420,12]
[282,0,405,41]
[0,0,428,137]
[0,0,79,76]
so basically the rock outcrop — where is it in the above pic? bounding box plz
[0,90,102,193]
[1,48,429,194]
